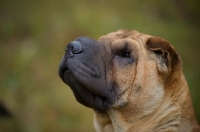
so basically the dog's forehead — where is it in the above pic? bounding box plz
[98,30,151,46]
[106,30,141,38]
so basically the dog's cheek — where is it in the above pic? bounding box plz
[112,61,137,97]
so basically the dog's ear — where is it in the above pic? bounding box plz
[146,36,181,75]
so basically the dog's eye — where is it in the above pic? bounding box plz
[115,51,131,59]
[114,51,134,64]
[122,52,130,58]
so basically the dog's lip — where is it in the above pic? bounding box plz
[62,67,68,73]
[58,65,68,81]
[62,67,69,75]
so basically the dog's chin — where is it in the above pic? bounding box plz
[61,69,113,112]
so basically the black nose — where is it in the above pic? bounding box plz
[67,41,82,54]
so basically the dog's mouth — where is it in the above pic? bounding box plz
[58,56,69,83]
[59,61,114,111]
[58,48,105,97]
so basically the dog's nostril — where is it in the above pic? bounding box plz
[69,41,82,54]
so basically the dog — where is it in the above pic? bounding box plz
[58,30,199,132]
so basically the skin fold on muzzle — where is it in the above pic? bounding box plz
[58,36,117,112]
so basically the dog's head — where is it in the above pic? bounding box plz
[58,30,181,112]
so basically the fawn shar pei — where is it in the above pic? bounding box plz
[58,30,199,132]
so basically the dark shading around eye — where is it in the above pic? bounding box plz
[122,52,130,58]
[115,52,135,65]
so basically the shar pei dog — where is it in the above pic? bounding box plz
[58,30,199,132]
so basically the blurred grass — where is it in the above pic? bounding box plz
[0,0,199,131]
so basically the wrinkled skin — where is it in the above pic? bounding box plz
[59,36,116,111]
[59,30,199,132]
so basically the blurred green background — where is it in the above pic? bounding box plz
[0,0,199,131]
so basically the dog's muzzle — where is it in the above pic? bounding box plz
[58,37,117,111]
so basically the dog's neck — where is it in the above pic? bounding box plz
[94,74,198,132]
[94,102,181,132]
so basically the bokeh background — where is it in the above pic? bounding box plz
[0,0,199,131]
